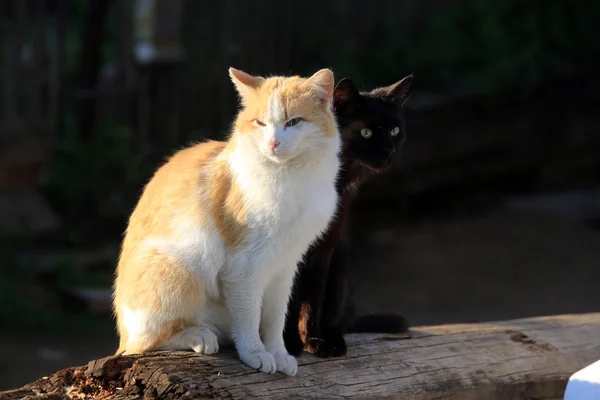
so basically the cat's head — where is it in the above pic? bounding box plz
[230,68,338,164]
[333,75,412,170]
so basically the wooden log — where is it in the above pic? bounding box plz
[1,313,599,399]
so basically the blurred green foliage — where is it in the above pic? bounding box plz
[0,239,112,334]
[43,120,145,222]
[4,0,600,228]
[40,0,600,226]
[297,0,600,96]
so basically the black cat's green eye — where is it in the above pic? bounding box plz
[285,117,303,128]
[391,126,400,137]
[361,128,373,139]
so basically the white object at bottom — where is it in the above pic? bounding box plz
[564,359,600,400]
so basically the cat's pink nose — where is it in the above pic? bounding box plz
[268,138,280,151]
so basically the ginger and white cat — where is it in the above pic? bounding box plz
[113,67,341,376]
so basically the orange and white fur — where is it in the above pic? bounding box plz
[113,68,341,376]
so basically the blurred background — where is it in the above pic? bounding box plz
[1,0,599,390]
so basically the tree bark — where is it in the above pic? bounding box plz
[1,313,599,399]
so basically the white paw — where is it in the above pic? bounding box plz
[190,328,219,355]
[239,350,277,374]
[273,352,298,376]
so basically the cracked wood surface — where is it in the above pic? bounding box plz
[1,313,599,399]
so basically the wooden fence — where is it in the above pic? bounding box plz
[1,0,599,198]
[0,0,66,134]
[1,0,427,154]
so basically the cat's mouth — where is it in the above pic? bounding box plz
[263,146,297,163]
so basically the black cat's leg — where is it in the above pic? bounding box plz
[284,274,305,356]
[311,246,350,358]
[301,252,334,356]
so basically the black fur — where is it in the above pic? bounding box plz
[284,75,413,358]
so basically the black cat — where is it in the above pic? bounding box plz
[284,75,413,358]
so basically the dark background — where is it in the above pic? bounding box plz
[1,0,599,390]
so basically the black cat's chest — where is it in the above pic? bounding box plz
[337,162,371,199]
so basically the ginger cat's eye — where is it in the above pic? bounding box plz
[285,117,303,128]
[391,127,400,137]
[253,119,266,127]
[360,128,373,139]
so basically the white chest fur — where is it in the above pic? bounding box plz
[201,137,340,340]
[228,141,340,276]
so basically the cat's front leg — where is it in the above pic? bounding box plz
[283,286,305,357]
[261,268,298,376]
[222,269,277,374]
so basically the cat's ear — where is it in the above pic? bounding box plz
[333,78,360,108]
[229,67,265,101]
[303,69,335,104]
[382,74,413,105]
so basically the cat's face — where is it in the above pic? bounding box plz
[333,76,412,170]
[230,68,338,164]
